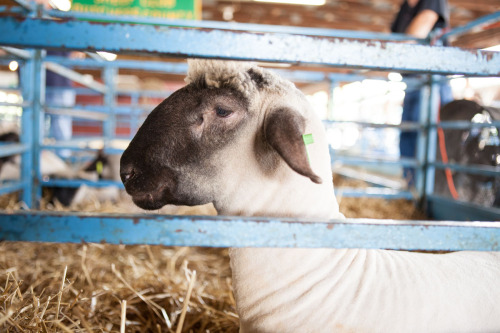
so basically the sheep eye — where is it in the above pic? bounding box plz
[215,107,232,118]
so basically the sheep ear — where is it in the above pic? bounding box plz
[264,108,322,184]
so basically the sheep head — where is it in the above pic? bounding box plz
[120,60,322,211]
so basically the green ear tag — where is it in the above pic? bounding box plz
[96,161,103,176]
[302,133,314,163]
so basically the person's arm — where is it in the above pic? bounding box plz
[405,9,440,38]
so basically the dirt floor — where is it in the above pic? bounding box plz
[0,177,426,332]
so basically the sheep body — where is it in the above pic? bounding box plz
[121,60,500,333]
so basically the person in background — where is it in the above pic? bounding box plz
[45,50,76,158]
[392,0,454,186]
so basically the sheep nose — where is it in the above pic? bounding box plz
[120,165,136,185]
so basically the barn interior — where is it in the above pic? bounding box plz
[0,0,499,331]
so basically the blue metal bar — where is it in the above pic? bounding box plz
[45,107,108,121]
[102,66,117,145]
[431,162,500,177]
[427,195,500,222]
[1,16,499,76]
[19,57,35,206]
[42,144,123,154]
[331,155,420,168]
[42,179,124,189]
[0,181,28,196]
[32,49,44,208]
[0,101,31,107]
[335,187,414,199]
[423,76,441,202]
[0,143,29,158]
[1,211,499,251]
[0,5,27,14]
[46,56,189,73]
[1,46,32,59]
[43,104,152,115]
[47,10,423,43]
[11,0,35,12]
[325,120,422,131]
[433,121,500,130]
[47,86,170,98]
[416,84,430,198]
[0,87,20,92]
[45,56,395,84]
[45,61,108,94]
[440,11,500,41]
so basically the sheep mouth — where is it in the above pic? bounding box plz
[131,192,166,210]
[129,183,185,210]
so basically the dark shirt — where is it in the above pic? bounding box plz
[46,51,72,87]
[391,0,449,34]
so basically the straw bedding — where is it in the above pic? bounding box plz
[0,177,425,332]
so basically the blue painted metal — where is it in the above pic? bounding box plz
[0,181,28,196]
[431,162,500,178]
[102,66,117,147]
[45,107,108,121]
[47,10,423,43]
[325,120,422,131]
[46,56,189,74]
[45,61,108,93]
[32,49,44,208]
[423,76,441,203]
[0,211,499,251]
[335,187,414,199]
[19,57,35,207]
[1,16,499,76]
[1,46,32,59]
[440,11,500,42]
[427,195,500,222]
[42,179,124,189]
[433,120,500,130]
[416,84,431,199]
[42,144,123,155]
[0,143,28,158]
[0,101,31,107]
[11,0,35,11]
[331,154,420,168]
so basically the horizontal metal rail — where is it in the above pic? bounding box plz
[326,120,422,130]
[46,56,396,84]
[440,11,500,42]
[45,107,109,121]
[433,120,500,130]
[42,179,124,189]
[331,155,420,168]
[335,187,414,199]
[47,10,424,42]
[0,211,499,251]
[0,143,28,158]
[45,62,108,94]
[0,46,32,59]
[42,144,124,154]
[427,195,500,222]
[1,16,499,76]
[0,101,30,107]
[431,162,500,177]
[0,180,28,196]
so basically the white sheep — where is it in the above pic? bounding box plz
[120,59,500,333]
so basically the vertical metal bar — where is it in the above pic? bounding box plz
[102,66,117,146]
[327,79,337,121]
[415,82,430,198]
[130,92,139,137]
[422,75,441,208]
[20,55,34,207]
[32,49,45,208]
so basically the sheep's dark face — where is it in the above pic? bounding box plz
[120,84,250,210]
